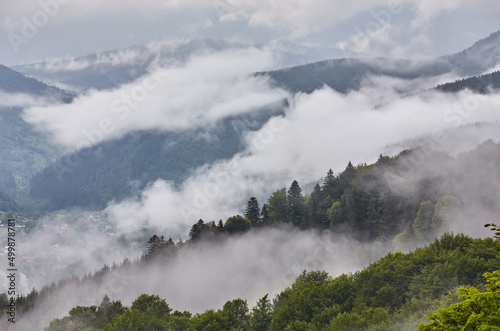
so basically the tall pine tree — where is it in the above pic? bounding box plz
[245,197,261,225]
[288,180,305,226]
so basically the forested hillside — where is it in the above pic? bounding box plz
[29,103,284,210]
[5,141,500,329]
[8,233,498,330]
[0,66,71,201]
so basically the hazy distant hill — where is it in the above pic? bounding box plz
[261,31,500,94]
[0,64,73,102]
[13,39,333,91]
[442,31,500,76]
[24,31,500,211]
[0,65,70,198]
[13,39,240,90]
[259,57,452,94]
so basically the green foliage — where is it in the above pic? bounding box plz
[250,295,272,331]
[143,235,175,261]
[245,197,261,225]
[418,270,500,330]
[287,180,305,226]
[45,233,500,331]
[485,223,500,240]
[266,188,289,222]
[224,215,252,234]
[44,299,124,331]
[413,201,436,241]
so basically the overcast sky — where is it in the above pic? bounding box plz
[1,0,500,66]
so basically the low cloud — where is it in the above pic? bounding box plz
[22,47,288,149]
[102,82,500,237]
[0,91,51,108]
[1,227,389,330]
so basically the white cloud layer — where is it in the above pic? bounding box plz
[22,48,287,149]
[104,84,500,236]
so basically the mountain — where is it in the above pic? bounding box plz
[29,102,285,210]
[25,31,500,211]
[12,39,332,91]
[12,39,241,90]
[258,57,452,94]
[442,31,500,76]
[0,64,73,102]
[260,31,500,95]
[0,65,71,198]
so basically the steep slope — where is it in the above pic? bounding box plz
[0,64,73,102]
[442,31,500,76]
[0,65,70,196]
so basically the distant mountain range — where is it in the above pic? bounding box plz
[12,39,336,91]
[261,31,500,94]
[2,31,500,213]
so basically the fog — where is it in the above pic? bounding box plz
[22,47,287,149]
[1,226,392,330]
[4,28,500,329]
[0,91,52,108]
[100,81,500,237]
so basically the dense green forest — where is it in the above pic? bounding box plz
[15,233,498,330]
[4,141,500,329]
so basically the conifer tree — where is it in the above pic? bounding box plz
[288,180,305,225]
[245,197,261,225]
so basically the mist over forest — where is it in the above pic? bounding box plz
[1,1,500,330]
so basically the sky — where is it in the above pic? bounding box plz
[1,0,500,66]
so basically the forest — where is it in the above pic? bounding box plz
[4,233,497,330]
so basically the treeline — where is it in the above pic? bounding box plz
[258,57,452,94]
[6,141,500,328]
[187,140,500,243]
[40,233,500,330]
[435,70,500,94]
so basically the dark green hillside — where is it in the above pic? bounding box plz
[24,234,500,331]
